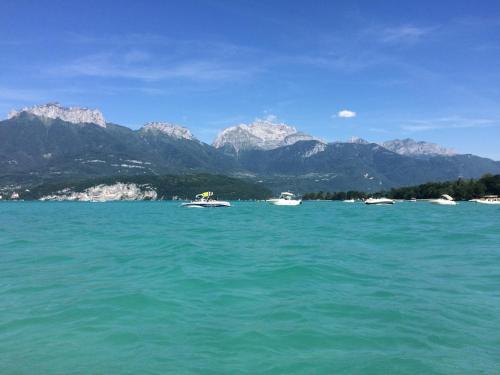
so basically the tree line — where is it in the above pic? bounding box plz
[303,174,500,201]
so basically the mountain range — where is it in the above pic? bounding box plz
[1,103,499,193]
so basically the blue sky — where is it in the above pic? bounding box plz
[1,0,500,159]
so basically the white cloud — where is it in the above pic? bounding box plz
[380,25,434,44]
[401,116,496,132]
[252,114,283,125]
[337,110,357,118]
[49,34,266,83]
[51,52,256,82]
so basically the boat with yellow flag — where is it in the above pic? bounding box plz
[181,192,231,208]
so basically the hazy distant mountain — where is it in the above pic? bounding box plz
[1,103,499,193]
[213,118,318,153]
[381,138,456,157]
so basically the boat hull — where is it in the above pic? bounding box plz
[430,199,457,205]
[266,199,302,206]
[181,201,231,208]
[365,198,394,205]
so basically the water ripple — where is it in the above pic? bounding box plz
[0,201,499,374]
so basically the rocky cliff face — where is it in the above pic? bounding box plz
[39,183,157,201]
[213,118,317,152]
[381,138,456,157]
[8,103,106,127]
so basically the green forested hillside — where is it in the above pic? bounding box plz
[1,114,500,193]
[18,174,272,200]
[386,174,500,200]
[303,174,500,201]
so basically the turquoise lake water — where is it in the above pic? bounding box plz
[1,201,499,374]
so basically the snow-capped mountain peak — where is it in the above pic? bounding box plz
[141,122,194,140]
[8,102,106,127]
[213,118,317,151]
[381,138,456,157]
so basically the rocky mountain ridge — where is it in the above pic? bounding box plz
[212,118,319,152]
[141,122,195,140]
[381,138,456,157]
[8,103,106,128]
[2,103,499,193]
[4,103,463,157]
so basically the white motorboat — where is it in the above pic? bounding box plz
[430,194,457,205]
[365,197,395,205]
[343,199,356,203]
[267,192,302,206]
[471,195,500,205]
[181,192,231,208]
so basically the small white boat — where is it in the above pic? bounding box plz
[365,197,395,205]
[430,194,457,205]
[267,192,302,206]
[472,195,500,205]
[181,192,230,208]
[343,199,356,203]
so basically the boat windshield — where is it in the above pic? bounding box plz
[195,191,214,201]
